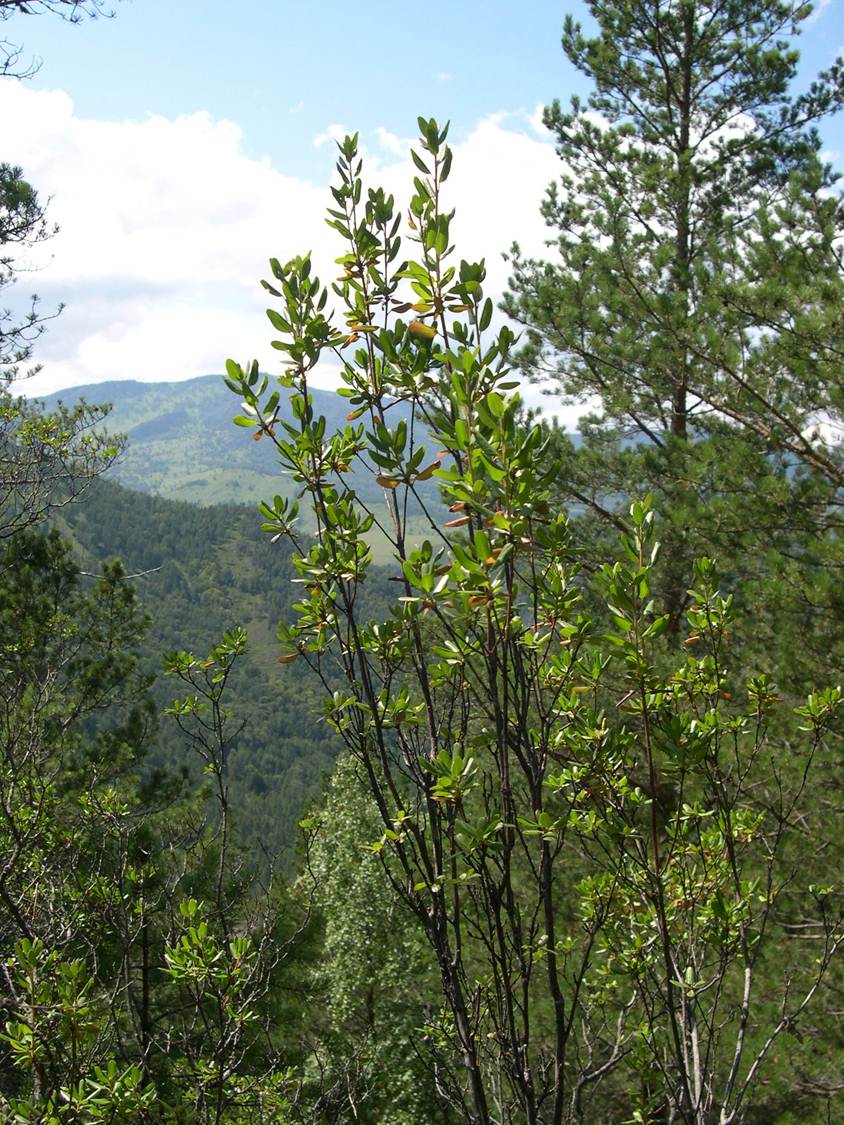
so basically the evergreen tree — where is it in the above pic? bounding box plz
[0,531,303,1121]
[503,0,844,636]
[301,754,445,1123]
[0,0,125,534]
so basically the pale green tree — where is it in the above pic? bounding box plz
[301,753,446,1123]
[226,119,844,1124]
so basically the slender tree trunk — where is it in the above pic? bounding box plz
[671,1,695,442]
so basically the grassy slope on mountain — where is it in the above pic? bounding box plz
[41,374,440,503]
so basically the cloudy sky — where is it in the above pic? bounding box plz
[3,0,843,419]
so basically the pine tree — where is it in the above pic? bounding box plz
[504,0,844,634]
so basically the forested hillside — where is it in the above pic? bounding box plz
[56,478,350,868]
[39,376,367,507]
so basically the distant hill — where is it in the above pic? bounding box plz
[38,374,441,515]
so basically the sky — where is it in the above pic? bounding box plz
[3,0,843,422]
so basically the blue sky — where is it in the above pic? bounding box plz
[10,0,842,176]
[8,0,599,178]
[4,0,843,418]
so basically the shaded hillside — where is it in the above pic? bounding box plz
[57,478,374,870]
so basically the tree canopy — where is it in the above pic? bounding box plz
[224,114,844,1124]
[2,3,844,1121]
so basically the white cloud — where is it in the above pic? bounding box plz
[5,84,572,420]
[433,71,452,82]
[375,126,413,158]
[807,0,832,23]
[527,103,549,136]
[431,112,561,294]
[313,122,348,149]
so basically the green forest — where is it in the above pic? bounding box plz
[3,0,844,1122]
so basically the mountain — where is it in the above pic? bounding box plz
[32,376,453,867]
[39,374,441,513]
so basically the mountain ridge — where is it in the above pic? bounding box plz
[40,374,354,508]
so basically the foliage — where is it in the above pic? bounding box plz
[301,753,446,1123]
[0,528,304,1122]
[506,0,842,446]
[0,0,124,533]
[0,0,113,14]
[226,119,844,1123]
[0,161,57,379]
[0,148,120,540]
[0,0,119,79]
[159,632,303,1123]
[0,396,122,539]
[502,0,844,639]
[0,155,120,541]
[0,525,153,1116]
